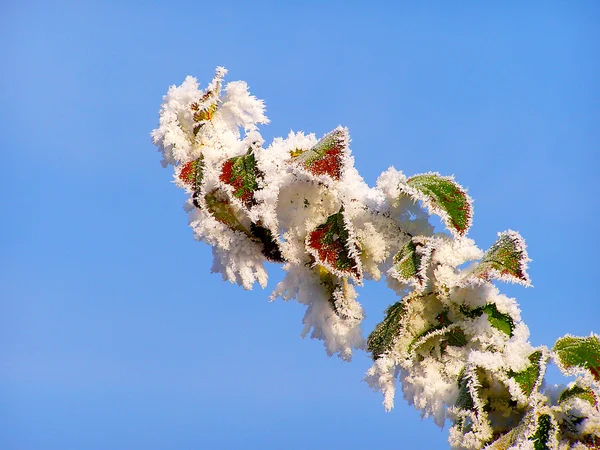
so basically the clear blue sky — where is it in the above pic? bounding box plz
[1,1,598,449]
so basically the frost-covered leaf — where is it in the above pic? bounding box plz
[440,328,468,351]
[456,370,476,411]
[408,310,456,352]
[528,413,556,450]
[403,172,473,236]
[293,127,348,180]
[461,303,515,337]
[249,223,284,263]
[468,230,531,286]
[178,156,204,191]
[367,300,408,359]
[306,208,362,281]
[220,150,260,208]
[314,266,349,319]
[554,334,600,381]
[204,191,248,235]
[390,237,435,288]
[508,350,544,397]
[559,385,597,406]
[483,304,515,337]
[190,67,225,133]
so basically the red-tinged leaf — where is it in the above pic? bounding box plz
[219,150,260,208]
[178,156,204,190]
[293,127,348,180]
[306,209,362,281]
[467,230,531,286]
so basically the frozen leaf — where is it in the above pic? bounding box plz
[390,237,435,288]
[204,191,248,235]
[403,172,473,236]
[306,208,362,281]
[293,127,348,180]
[461,303,515,337]
[554,334,600,381]
[314,266,363,322]
[528,413,555,450]
[507,350,544,397]
[483,304,515,337]
[190,67,225,133]
[487,429,520,450]
[367,300,408,359]
[455,370,476,411]
[467,230,531,286]
[178,156,204,191]
[220,150,260,208]
[559,385,597,407]
[440,328,468,351]
[408,309,453,352]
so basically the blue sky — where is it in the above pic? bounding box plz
[1,1,598,448]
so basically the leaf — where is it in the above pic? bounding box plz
[404,172,473,236]
[190,67,225,133]
[508,350,544,397]
[559,385,597,407]
[483,304,515,337]
[456,370,476,411]
[528,414,555,450]
[468,230,531,286]
[311,267,363,323]
[441,328,468,350]
[179,156,205,191]
[293,127,348,180]
[554,334,600,381]
[204,190,248,235]
[461,303,515,337]
[367,300,409,359]
[306,208,362,280]
[408,309,452,352]
[220,150,260,208]
[249,223,284,263]
[390,237,435,288]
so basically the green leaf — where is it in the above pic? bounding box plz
[528,414,554,450]
[405,172,472,236]
[441,328,468,349]
[468,230,531,286]
[306,209,362,280]
[558,385,597,406]
[391,237,434,287]
[204,191,248,235]
[483,304,515,337]
[554,335,600,381]
[313,267,360,321]
[220,150,260,208]
[293,127,348,180]
[367,301,409,359]
[508,350,544,397]
[456,370,475,411]
[461,303,515,337]
[408,310,452,352]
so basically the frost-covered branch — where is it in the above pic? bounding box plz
[152,68,600,449]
